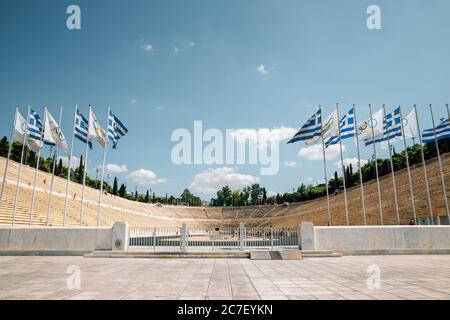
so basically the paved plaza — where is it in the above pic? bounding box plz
[0,255,449,300]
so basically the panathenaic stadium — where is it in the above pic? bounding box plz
[1,154,449,229]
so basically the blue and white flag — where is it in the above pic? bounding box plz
[74,108,92,149]
[365,107,402,146]
[28,108,43,141]
[108,109,128,149]
[423,118,450,143]
[325,107,355,148]
[27,108,44,152]
[287,109,322,145]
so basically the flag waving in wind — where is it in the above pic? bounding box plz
[13,111,28,143]
[43,108,68,151]
[74,108,92,149]
[287,109,322,145]
[108,109,128,149]
[88,107,108,147]
[325,107,355,148]
[321,108,339,141]
[423,118,450,143]
[27,108,44,152]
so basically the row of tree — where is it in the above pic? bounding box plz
[0,137,203,207]
[209,138,450,207]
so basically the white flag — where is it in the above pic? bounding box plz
[403,109,418,139]
[88,108,108,147]
[321,108,339,140]
[44,109,69,151]
[361,108,384,143]
[13,111,27,143]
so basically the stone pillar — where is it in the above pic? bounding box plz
[239,222,245,251]
[299,222,315,251]
[180,223,187,252]
[112,222,129,251]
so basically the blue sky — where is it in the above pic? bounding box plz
[1,0,450,200]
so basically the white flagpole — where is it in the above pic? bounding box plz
[80,105,91,226]
[414,105,433,224]
[96,106,110,227]
[353,104,366,225]
[0,107,19,207]
[319,105,332,226]
[29,106,47,226]
[63,105,78,226]
[429,104,449,224]
[12,106,31,226]
[46,106,63,226]
[368,104,384,225]
[399,106,417,224]
[383,104,400,224]
[336,103,349,225]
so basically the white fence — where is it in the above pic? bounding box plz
[129,224,299,252]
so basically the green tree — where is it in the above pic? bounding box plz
[118,183,127,197]
[0,137,9,157]
[112,177,118,195]
[250,184,262,205]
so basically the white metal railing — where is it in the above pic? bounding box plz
[129,224,299,252]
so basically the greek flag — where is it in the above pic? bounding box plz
[423,118,450,143]
[74,108,92,149]
[108,109,128,149]
[28,108,43,142]
[365,106,402,146]
[325,107,355,148]
[287,109,322,145]
[27,108,45,152]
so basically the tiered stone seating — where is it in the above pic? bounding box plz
[0,153,449,229]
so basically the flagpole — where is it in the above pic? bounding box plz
[319,105,332,226]
[383,104,400,224]
[63,105,78,226]
[0,107,19,207]
[399,105,417,224]
[46,106,63,226]
[29,106,47,226]
[80,105,91,226]
[368,104,384,225]
[12,106,31,226]
[429,104,449,224]
[353,104,366,225]
[96,106,110,227]
[336,103,349,225]
[414,105,433,224]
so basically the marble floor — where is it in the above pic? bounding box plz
[0,255,449,300]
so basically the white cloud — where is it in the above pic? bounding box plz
[126,169,166,186]
[256,64,269,75]
[155,105,166,111]
[267,191,278,197]
[187,41,195,47]
[141,43,153,52]
[298,144,346,161]
[57,156,80,169]
[105,164,128,174]
[284,161,297,168]
[189,167,260,196]
[174,47,179,54]
[230,126,297,149]
[335,157,368,169]
[131,99,136,104]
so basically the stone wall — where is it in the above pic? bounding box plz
[0,226,113,255]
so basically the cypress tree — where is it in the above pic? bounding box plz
[112,177,118,195]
